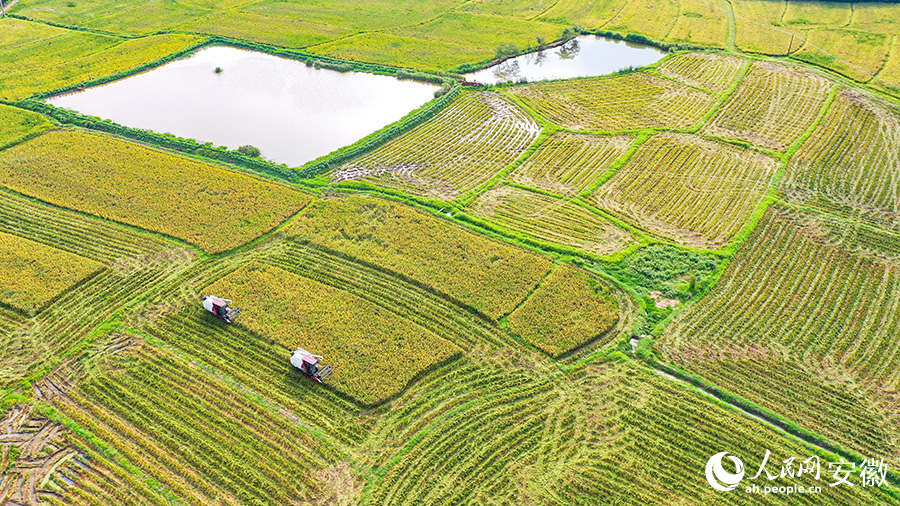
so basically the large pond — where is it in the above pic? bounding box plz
[47,46,438,167]
[464,35,667,85]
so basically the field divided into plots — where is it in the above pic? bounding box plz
[506,72,718,131]
[592,132,778,249]
[784,89,900,230]
[655,52,747,93]
[659,205,900,464]
[704,61,833,151]
[507,132,633,197]
[332,91,540,201]
[0,130,309,253]
[470,186,636,256]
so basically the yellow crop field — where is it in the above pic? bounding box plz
[796,29,891,82]
[0,19,203,99]
[282,195,551,319]
[593,132,778,249]
[205,263,459,404]
[508,132,633,196]
[783,89,900,222]
[507,72,717,131]
[783,1,852,27]
[602,0,679,41]
[655,52,746,93]
[664,0,728,48]
[872,36,900,97]
[536,0,628,28]
[310,32,479,71]
[471,186,636,255]
[704,61,832,150]
[507,264,619,356]
[731,0,799,55]
[0,131,309,253]
[0,231,102,313]
[179,12,353,50]
[0,105,52,148]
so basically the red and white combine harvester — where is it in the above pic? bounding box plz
[201,295,242,324]
[290,348,333,383]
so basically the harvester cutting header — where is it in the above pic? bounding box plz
[202,295,242,324]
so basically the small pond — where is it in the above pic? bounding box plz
[47,46,439,167]
[464,35,667,85]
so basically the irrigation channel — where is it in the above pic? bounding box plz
[628,338,834,455]
[465,35,666,84]
[45,46,438,166]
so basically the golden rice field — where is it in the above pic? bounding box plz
[507,132,633,196]
[470,186,636,255]
[506,264,619,356]
[658,205,900,465]
[204,263,460,405]
[0,18,202,100]
[0,104,52,147]
[0,130,309,253]
[332,91,540,201]
[783,89,900,226]
[0,231,102,313]
[506,72,718,131]
[655,51,747,93]
[282,196,552,319]
[593,132,778,249]
[705,61,833,151]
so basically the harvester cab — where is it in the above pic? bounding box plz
[290,348,333,383]
[202,295,242,324]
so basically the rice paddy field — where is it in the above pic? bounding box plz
[2,0,900,504]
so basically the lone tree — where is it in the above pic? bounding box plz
[237,145,261,157]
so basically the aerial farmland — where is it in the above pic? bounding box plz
[1,0,899,504]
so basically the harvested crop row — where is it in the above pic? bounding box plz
[506,71,717,131]
[704,61,832,150]
[0,190,175,264]
[0,231,102,314]
[593,132,777,249]
[508,132,633,196]
[783,89,900,224]
[282,196,551,320]
[0,130,309,254]
[145,309,367,448]
[333,91,540,201]
[659,205,900,465]
[655,52,746,93]
[53,348,339,506]
[507,264,620,356]
[203,263,461,405]
[470,186,636,255]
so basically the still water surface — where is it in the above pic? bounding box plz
[47,46,438,167]
[464,35,667,85]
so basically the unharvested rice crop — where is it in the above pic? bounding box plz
[784,89,900,223]
[664,0,728,48]
[281,195,551,319]
[204,263,460,405]
[506,72,717,131]
[333,91,540,201]
[508,132,633,196]
[731,0,799,55]
[659,205,900,464]
[795,28,891,82]
[602,0,679,41]
[0,131,309,253]
[655,52,746,93]
[507,264,619,356]
[536,0,628,28]
[0,231,101,313]
[593,132,777,248]
[179,11,353,49]
[0,104,51,147]
[471,186,636,255]
[0,19,202,99]
[704,61,832,150]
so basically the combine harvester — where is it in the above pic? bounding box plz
[290,348,333,383]
[201,296,332,383]
[201,295,242,324]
